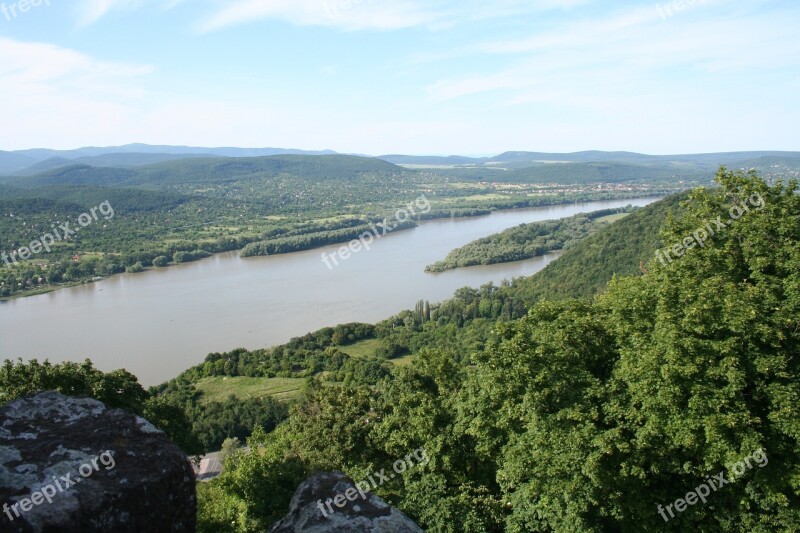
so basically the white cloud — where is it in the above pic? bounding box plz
[75,0,184,28]
[70,0,594,32]
[0,38,311,151]
[428,1,800,104]
[197,0,595,32]
[198,0,436,32]
[0,38,154,149]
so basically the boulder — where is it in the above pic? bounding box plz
[0,391,195,532]
[269,471,423,532]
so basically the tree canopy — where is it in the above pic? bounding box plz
[197,169,800,532]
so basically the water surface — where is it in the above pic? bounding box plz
[0,198,657,385]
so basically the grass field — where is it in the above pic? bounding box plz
[338,338,382,358]
[195,376,305,403]
[195,340,417,403]
[594,212,632,224]
[390,354,416,366]
[339,338,416,366]
[440,193,509,203]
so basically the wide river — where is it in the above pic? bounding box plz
[0,198,657,386]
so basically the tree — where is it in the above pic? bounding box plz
[144,395,204,456]
[0,358,204,456]
[220,437,242,465]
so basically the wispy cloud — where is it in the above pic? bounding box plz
[198,0,435,32]
[75,0,184,28]
[197,0,593,32]
[6,0,797,154]
[0,38,153,87]
[427,1,800,103]
[0,37,307,150]
[71,0,593,32]
[0,38,153,147]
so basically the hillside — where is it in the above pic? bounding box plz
[378,150,800,170]
[425,206,639,272]
[0,144,338,175]
[14,153,212,175]
[511,192,687,301]
[502,161,706,184]
[173,168,797,532]
[3,148,688,300]
[4,154,403,189]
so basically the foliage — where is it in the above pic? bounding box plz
[189,395,289,451]
[1,153,683,299]
[426,206,637,272]
[508,191,687,301]
[196,169,800,531]
[0,358,202,455]
[198,426,310,532]
[242,220,416,257]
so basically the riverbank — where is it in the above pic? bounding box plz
[1,193,658,301]
[0,197,660,387]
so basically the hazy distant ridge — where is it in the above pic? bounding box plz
[0,144,338,175]
[1,144,799,177]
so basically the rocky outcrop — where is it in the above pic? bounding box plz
[269,471,423,532]
[0,391,195,532]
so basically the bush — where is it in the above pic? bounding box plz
[126,261,144,273]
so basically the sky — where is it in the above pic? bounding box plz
[0,0,798,155]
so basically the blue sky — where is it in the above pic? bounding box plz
[0,0,798,155]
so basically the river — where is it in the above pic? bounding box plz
[0,198,658,386]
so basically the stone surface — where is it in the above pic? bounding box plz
[0,391,195,532]
[269,471,423,533]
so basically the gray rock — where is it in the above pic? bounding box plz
[0,391,195,532]
[269,471,423,532]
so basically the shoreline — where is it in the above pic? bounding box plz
[1,194,664,302]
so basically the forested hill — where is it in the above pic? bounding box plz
[2,148,678,299]
[502,161,701,184]
[510,191,687,301]
[1,154,403,188]
[425,206,639,272]
[147,190,687,453]
[185,168,800,531]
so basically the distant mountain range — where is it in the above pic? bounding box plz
[0,144,337,176]
[378,150,800,169]
[0,154,399,189]
[1,144,798,182]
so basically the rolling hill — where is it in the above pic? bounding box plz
[511,192,687,302]
[2,154,405,189]
[0,144,338,175]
